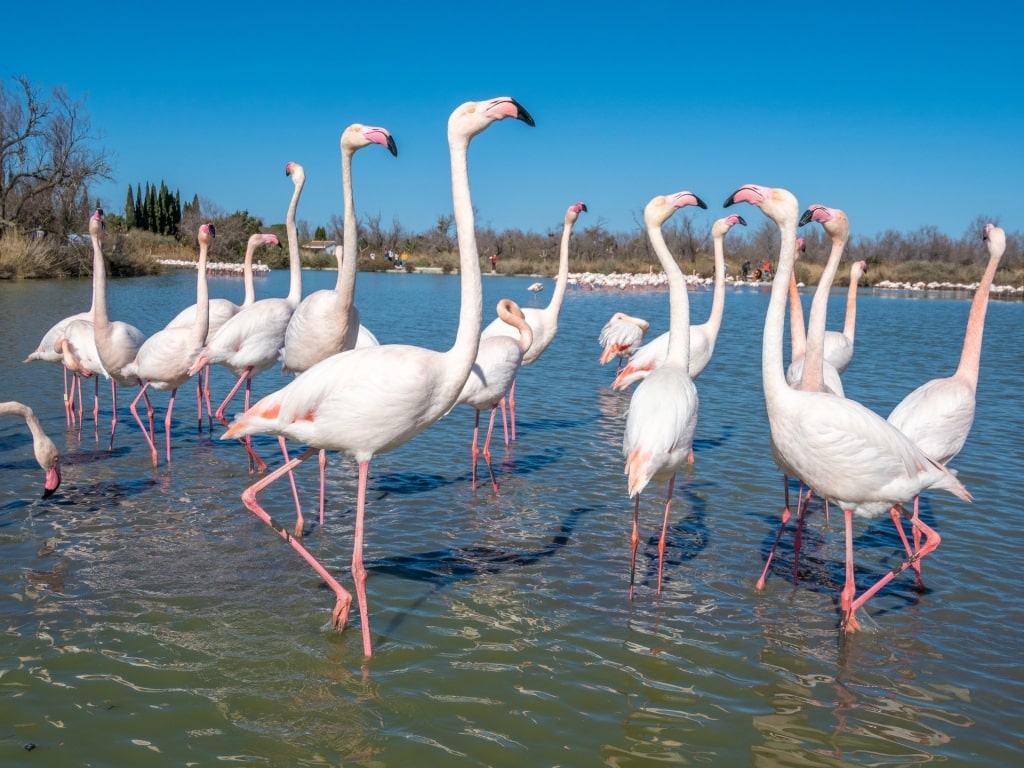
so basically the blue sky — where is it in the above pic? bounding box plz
[7,1,1021,242]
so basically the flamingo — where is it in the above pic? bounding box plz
[612,213,746,389]
[527,282,544,294]
[724,183,971,632]
[759,206,851,588]
[886,223,1005,583]
[481,201,587,441]
[456,298,533,492]
[598,312,649,372]
[164,231,281,432]
[623,191,707,598]
[53,318,107,428]
[0,401,62,498]
[88,208,148,450]
[123,223,215,466]
[280,124,397,374]
[221,96,535,657]
[189,162,307,470]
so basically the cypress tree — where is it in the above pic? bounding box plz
[125,184,136,229]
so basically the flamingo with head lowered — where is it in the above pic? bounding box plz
[1,401,61,499]
[222,96,536,658]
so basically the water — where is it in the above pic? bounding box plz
[1,270,1021,766]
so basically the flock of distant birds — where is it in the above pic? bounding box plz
[2,96,1006,658]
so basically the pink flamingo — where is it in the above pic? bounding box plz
[124,224,215,466]
[164,231,281,431]
[189,163,307,470]
[221,96,535,657]
[611,213,746,389]
[598,312,649,371]
[623,190,707,597]
[481,201,586,442]
[0,401,62,498]
[886,223,1005,583]
[456,298,533,492]
[54,317,107,428]
[88,208,148,450]
[724,183,971,632]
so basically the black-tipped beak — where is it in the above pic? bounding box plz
[386,136,398,157]
[736,216,747,226]
[694,195,708,210]
[511,98,535,127]
[798,209,814,227]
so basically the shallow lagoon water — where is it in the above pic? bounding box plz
[1,269,1021,766]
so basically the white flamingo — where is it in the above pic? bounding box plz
[886,223,1005,583]
[54,317,107,427]
[124,223,215,466]
[612,213,746,389]
[0,401,62,498]
[88,208,148,450]
[456,298,533,492]
[623,190,707,597]
[724,183,971,632]
[164,231,281,431]
[280,124,397,374]
[221,96,536,657]
[189,162,307,470]
[481,201,587,441]
[598,312,649,371]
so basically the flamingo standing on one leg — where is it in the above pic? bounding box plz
[189,162,307,471]
[623,190,707,598]
[724,183,971,633]
[0,401,62,498]
[456,299,533,492]
[222,96,535,658]
[87,208,149,451]
[598,312,649,373]
[886,223,1005,584]
[124,223,215,466]
[481,201,586,442]
[612,213,746,389]
[164,232,281,432]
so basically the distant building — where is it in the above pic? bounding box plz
[301,240,337,256]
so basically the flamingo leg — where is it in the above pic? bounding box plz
[792,481,808,585]
[92,375,101,435]
[498,396,510,446]
[130,382,159,467]
[351,460,374,658]
[482,404,499,493]
[508,378,518,441]
[240,446,356,643]
[756,474,793,590]
[164,387,178,464]
[656,475,676,594]
[216,367,267,472]
[850,505,941,624]
[470,409,482,490]
[203,365,214,433]
[629,494,641,600]
[195,373,204,433]
[318,449,327,529]
[840,509,861,633]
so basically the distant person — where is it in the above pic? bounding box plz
[742,260,751,279]
[490,254,498,273]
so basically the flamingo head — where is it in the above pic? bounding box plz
[344,124,399,157]
[199,223,216,243]
[800,204,850,244]
[851,260,868,281]
[285,161,305,186]
[566,201,588,224]
[644,191,706,228]
[448,97,535,143]
[713,213,747,237]
[724,185,798,228]
[35,437,61,500]
[982,223,1006,259]
[89,207,104,237]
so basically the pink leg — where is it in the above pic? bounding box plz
[498,396,509,446]
[277,436,306,537]
[318,449,327,529]
[629,494,641,600]
[656,475,677,594]
[195,374,204,433]
[92,376,101,433]
[470,409,482,490]
[240,447,357,643]
[840,509,861,633]
[482,405,499,493]
[63,365,73,426]
[130,382,160,467]
[909,495,924,584]
[217,368,266,472]
[108,381,122,451]
[850,504,941,623]
[203,365,214,433]
[792,481,808,585]
[351,461,374,658]
[164,387,178,464]
[215,368,250,428]
[508,379,518,442]
[756,474,793,590]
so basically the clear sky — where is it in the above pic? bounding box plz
[7,1,1021,242]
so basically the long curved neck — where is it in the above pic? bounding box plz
[192,238,210,346]
[446,135,482,381]
[543,216,573,325]
[242,241,257,307]
[788,272,806,360]
[956,247,1001,386]
[648,221,690,369]
[764,219,798,396]
[702,233,727,336]
[842,265,860,342]
[284,178,304,307]
[800,235,846,391]
[91,231,109,331]
[337,146,358,320]
[0,401,44,453]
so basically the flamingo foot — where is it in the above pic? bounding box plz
[332,592,352,631]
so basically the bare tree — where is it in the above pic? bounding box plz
[0,75,113,238]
